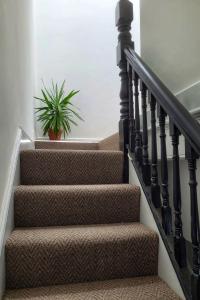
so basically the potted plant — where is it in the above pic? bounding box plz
[35,81,83,140]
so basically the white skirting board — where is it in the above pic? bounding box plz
[0,128,34,299]
[36,137,102,143]
[129,160,185,300]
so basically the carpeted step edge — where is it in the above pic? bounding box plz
[4,276,181,299]
[14,184,141,227]
[35,140,99,150]
[6,223,158,289]
[20,150,124,185]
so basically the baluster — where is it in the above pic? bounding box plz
[128,63,135,153]
[170,123,186,268]
[185,143,200,300]
[116,0,134,182]
[158,106,172,235]
[141,82,151,185]
[149,94,161,208]
[134,72,142,164]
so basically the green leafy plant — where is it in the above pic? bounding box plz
[35,81,83,138]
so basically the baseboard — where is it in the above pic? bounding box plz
[36,137,102,143]
[0,128,34,299]
[175,80,200,97]
[190,107,200,121]
[175,80,200,113]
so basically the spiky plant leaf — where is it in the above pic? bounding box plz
[34,81,83,137]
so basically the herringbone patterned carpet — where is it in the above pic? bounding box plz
[4,146,181,299]
[6,223,158,289]
[20,150,123,185]
[14,184,140,227]
[4,276,181,300]
[35,141,99,150]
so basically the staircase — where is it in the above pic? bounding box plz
[3,146,180,299]
[3,0,200,297]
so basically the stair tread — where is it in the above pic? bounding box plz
[6,223,158,289]
[14,184,140,227]
[4,276,181,299]
[35,140,99,150]
[7,222,157,246]
[20,150,123,185]
[21,149,122,154]
[15,183,135,190]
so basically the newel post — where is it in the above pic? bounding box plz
[116,0,134,182]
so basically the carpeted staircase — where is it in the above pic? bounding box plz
[4,145,181,299]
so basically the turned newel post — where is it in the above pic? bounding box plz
[116,0,134,182]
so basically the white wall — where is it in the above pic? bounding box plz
[0,0,34,214]
[140,0,200,110]
[176,81,200,112]
[34,0,140,140]
[0,131,34,299]
[129,161,185,299]
[139,0,200,246]
[132,0,141,55]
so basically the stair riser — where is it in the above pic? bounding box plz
[6,231,158,289]
[15,186,140,227]
[20,150,124,185]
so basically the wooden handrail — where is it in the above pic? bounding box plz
[124,47,200,155]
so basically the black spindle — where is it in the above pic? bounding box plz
[128,64,135,153]
[141,82,151,185]
[158,105,172,235]
[170,122,186,268]
[134,72,142,164]
[150,94,161,208]
[185,142,200,300]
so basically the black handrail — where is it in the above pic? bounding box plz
[124,48,200,155]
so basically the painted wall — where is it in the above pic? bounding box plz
[140,0,200,110]
[0,131,34,298]
[139,0,200,250]
[129,161,185,299]
[34,0,140,140]
[0,0,34,214]
[175,81,200,112]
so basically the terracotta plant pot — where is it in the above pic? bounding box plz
[48,128,63,140]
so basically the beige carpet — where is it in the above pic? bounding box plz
[4,276,181,300]
[4,147,181,299]
[35,141,99,151]
[14,184,140,227]
[98,133,119,151]
[20,150,123,185]
[6,223,158,289]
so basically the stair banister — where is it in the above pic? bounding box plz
[116,0,200,299]
[116,0,134,182]
[124,48,200,155]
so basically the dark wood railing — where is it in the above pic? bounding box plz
[116,1,200,299]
